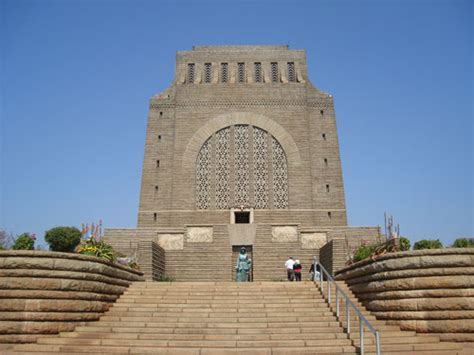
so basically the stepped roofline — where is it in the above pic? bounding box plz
[191,45,292,52]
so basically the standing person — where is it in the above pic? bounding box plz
[285,257,295,281]
[293,259,302,281]
[309,261,321,281]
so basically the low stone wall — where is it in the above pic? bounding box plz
[335,249,474,342]
[0,250,143,343]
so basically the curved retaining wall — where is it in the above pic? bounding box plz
[0,250,143,343]
[335,249,474,342]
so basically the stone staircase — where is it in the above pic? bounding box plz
[7,281,467,354]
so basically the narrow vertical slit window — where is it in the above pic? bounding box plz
[320,109,324,116]
[204,63,212,83]
[324,158,328,166]
[287,62,296,82]
[322,133,326,140]
[159,111,163,117]
[327,212,332,219]
[158,135,162,141]
[153,213,157,222]
[187,63,195,83]
[156,160,160,168]
[271,62,279,82]
[326,184,330,192]
[237,62,245,83]
[254,62,262,83]
[221,63,228,83]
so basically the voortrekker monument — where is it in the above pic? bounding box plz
[4,45,471,355]
[105,45,380,281]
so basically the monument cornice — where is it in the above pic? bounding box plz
[149,99,333,110]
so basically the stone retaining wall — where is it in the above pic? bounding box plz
[335,249,474,342]
[0,250,143,343]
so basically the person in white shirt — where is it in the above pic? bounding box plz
[285,257,295,281]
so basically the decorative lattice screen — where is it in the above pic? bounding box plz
[196,125,288,210]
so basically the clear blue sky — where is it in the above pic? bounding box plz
[1,0,472,248]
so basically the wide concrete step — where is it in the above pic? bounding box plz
[119,294,323,300]
[8,343,358,354]
[104,310,335,317]
[98,315,339,323]
[36,337,354,347]
[115,298,327,304]
[73,326,347,335]
[60,332,350,341]
[80,320,343,329]
[109,305,331,312]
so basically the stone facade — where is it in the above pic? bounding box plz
[105,45,379,280]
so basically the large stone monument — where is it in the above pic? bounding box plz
[105,45,379,280]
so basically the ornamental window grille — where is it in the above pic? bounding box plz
[195,125,288,210]
[253,127,268,208]
[272,138,288,208]
[221,63,228,83]
[287,62,296,82]
[204,63,212,83]
[187,63,195,83]
[237,63,245,83]
[254,62,262,83]
[271,62,279,83]
[195,139,212,209]
[215,128,230,208]
[234,125,250,205]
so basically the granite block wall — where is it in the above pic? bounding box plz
[335,249,474,342]
[0,251,143,344]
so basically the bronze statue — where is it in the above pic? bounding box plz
[236,247,251,282]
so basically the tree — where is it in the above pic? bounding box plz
[399,236,411,251]
[0,230,15,249]
[44,226,82,252]
[413,239,443,250]
[12,233,35,250]
[452,238,474,248]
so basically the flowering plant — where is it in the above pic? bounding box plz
[76,220,117,262]
[76,236,117,262]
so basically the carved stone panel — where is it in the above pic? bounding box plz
[301,232,327,249]
[157,234,184,250]
[272,226,298,243]
[186,227,213,243]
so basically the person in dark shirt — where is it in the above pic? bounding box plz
[293,260,302,281]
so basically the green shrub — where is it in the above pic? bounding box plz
[353,244,377,262]
[452,238,474,248]
[76,237,117,262]
[12,233,35,250]
[156,274,175,282]
[45,226,81,252]
[413,239,443,250]
[399,236,411,251]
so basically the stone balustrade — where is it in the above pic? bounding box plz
[0,250,143,343]
[335,248,474,342]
